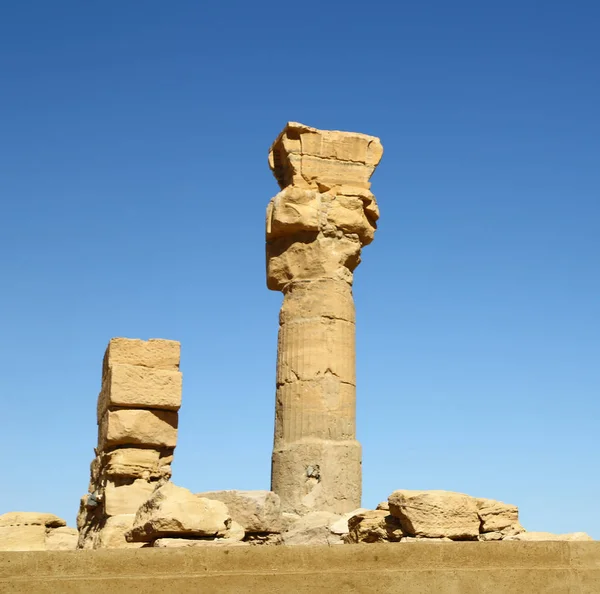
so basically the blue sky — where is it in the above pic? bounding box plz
[1,1,598,538]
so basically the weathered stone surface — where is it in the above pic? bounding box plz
[476,498,520,532]
[99,409,178,450]
[376,501,389,511]
[281,511,343,546]
[102,338,180,377]
[97,364,182,419]
[271,440,362,516]
[101,448,173,480]
[268,122,383,190]
[95,515,144,549]
[196,491,281,534]
[479,522,525,541]
[329,508,369,535]
[344,511,404,543]
[0,525,46,551]
[388,490,480,540]
[127,483,230,542]
[45,527,78,551]
[505,531,593,542]
[104,479,157,516]
[0,512,66,528]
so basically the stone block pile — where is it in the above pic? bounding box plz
[0,513,78,551]
[77,338,182,549]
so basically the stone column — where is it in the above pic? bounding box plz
[77,338,182,548]
[266,122,383,515]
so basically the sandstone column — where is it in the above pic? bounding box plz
[266,122,383,515]
[77,338,182,548]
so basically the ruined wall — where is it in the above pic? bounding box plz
[77,338,181,548]
[1,542,599,593]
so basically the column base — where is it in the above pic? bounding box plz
[271,439,362,515]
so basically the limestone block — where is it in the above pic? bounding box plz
[99,409,178,450]
[268,123,382,190]
[266,187,320,239]
[127,482,230,542]
[97,364,182,420]
[504,531,594,542]
[0,525,47,551]
[388,490,480,540]
[272,440,362,516]
[276,318,355,385]
[329,508,369,535]
[45,527,78,550]
[195,491,282,534]
[102,338,180,377]
[376,501,389,511]
[344,511,404,544]
[327,194,375,245]
[266,235,361,291]
[95,515,145,549]
[102,448,172,480]
[104,479,156,516]
[279,279,355,325]
[281,511,343,546]
[0,512,66,528]
[336,186,380,224]
[476,498,520,532]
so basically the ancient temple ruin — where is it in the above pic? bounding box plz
[77,338,182,548]
[266,122,383,515]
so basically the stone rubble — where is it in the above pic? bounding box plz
[77,338,182,549]
[0,513,77,551]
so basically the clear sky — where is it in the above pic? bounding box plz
[1,1,598,538]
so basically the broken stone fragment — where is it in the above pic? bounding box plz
[0,512,66,528]
[0,525,47,551]
[344,510,404,544]
[475,497,520,533]
[280,511,344,546]
[99,409,178,450]
[102,338,180,378]
[94,514,144,549]
[388,490,480,540]
[45,527,79,551]
[97,364,182,420]
[195,490,282,534]
[504,531,593,542]
[329,508,369,535]
[126,482,230,543]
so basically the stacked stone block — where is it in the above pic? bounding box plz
[77,338,181,549]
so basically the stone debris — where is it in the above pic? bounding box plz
[267,122,383,516]
[77,337,182,549]
[196,490,283,535]
[343,511,404,543]
[504,531,593,542]
[126,482,231,543]
[388,490,481,540]
[280,511,345,546]
[0,513,76,551]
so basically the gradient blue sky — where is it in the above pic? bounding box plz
[1,1,598,538]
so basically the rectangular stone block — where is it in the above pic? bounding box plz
[102,338,180,378]
[99,409,178,450]
[104,480,156,516]
[102,448,173,479]
[0,525,46,551]
[97,364,182,420]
